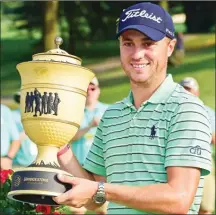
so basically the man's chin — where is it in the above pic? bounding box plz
[130,74,150,83]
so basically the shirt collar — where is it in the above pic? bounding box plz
[123,90,134,108]
[147,74,177,104]
[123,74,177,107]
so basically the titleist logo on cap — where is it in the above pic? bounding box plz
[166,28,175,37]
[121,9,163,23]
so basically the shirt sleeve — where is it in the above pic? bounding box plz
[165,99,212,176]
[83,117,106,177]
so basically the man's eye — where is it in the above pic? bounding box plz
[143,43,151,47]
[143,42,155,47]
[124,42,132,47]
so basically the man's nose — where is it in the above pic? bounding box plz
[132,47,145,61]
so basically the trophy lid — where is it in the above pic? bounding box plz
[32,37,82,65]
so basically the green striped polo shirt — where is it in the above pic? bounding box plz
[83,74,212,214]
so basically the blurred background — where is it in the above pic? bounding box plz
[1,1,215,109]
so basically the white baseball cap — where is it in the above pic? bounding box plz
[90,77,99,86]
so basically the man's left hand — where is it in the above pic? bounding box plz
[53,174,98,208]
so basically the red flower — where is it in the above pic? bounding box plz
[36,205,51,214]
[7,169,13,175]
[0,169,13,184]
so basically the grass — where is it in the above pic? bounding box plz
[1,34,215,110]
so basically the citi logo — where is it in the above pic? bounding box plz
[189,145,202,155]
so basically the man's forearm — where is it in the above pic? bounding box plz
[103,183,189,214]
[85,200,108,214]
[8,140,21,158]
[58,149,94,181]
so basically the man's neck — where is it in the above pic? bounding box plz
[131,73,166,109]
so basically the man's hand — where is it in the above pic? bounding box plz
[1,157,13,170]
[53,174,98,208]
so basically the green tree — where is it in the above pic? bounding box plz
[42,1,59,51]
[183,2,216,33]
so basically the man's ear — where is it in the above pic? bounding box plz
[167,39,177,57]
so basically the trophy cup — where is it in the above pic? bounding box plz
[7,37,95,205]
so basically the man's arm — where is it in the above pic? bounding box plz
[1,108,21,170]
[1,139,21,169]
[57,144,95,180]
[54,166,200,214]
[58,144,107,182]
[104,166,200,214]
[57,145,108,214]
[7,139,21,159]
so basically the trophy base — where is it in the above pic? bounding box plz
[7,166,73,206]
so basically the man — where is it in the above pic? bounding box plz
[71,77,109,166]
[12,91,38,167]
[1,104,20,170]
[179,77,215,215]
[54,3,212,214]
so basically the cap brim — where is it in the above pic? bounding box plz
[116,25,165,41]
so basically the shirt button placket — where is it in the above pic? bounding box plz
[129,108,137,128]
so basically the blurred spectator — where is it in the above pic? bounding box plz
[169,32,185,67]
[1,104,20,170]
[69,77,109,214]
[12,91,38,167]
[179,77,215,214]
[71,77,109,166]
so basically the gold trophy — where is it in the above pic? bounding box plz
[8,37,95,205]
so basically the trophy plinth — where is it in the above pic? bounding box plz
[7,37,95,205]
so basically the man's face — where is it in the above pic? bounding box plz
[86,84,100,104]
[119,30,176,85]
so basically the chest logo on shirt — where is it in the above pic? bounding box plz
[189,145,202,155]
[150,125,157,139]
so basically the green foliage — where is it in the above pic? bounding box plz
[1,34,215,111]
[169,3,184,15]
[0,170,35,215]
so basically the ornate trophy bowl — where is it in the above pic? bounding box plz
[7,37,95,205]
